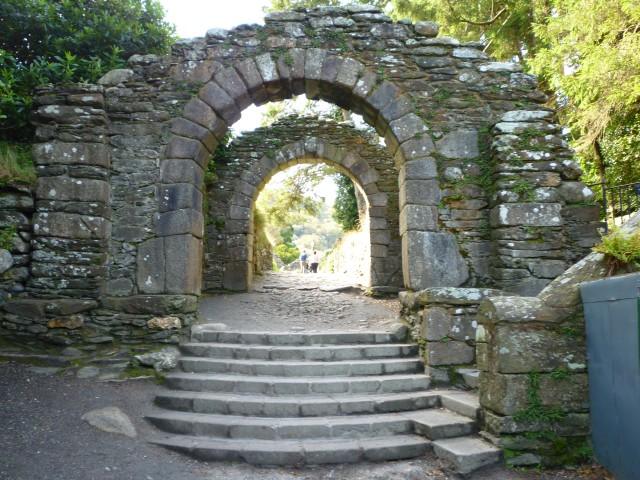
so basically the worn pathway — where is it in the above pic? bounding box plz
[198,272,399,332]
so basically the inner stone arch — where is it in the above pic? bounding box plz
[203,117,402,292]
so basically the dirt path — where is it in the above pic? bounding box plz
[198,272,400,332]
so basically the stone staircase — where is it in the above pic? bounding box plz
[147,325,500,474]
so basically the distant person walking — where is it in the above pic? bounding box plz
[299,250,308,273]
[310,250,320,273]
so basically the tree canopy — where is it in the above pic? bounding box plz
[0,0,175,140]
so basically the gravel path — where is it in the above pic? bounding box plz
[199,272,400,332]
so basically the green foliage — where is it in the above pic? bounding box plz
[332,173,360,232]
[269,0,388,11]
[514,372,567,423]
[593,228,640,275]
[0,142,36,185]
[391,0,550,62]
[0,225,17,251]
[511,178,535,201]
[530,0,640,183]
[0,0,175,140]
[274,242,300,264]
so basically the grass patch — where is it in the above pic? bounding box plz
[0,142,36,186]
[593,228,640,275]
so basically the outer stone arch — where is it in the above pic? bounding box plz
[158,51,467,296]
[219,137,391,291]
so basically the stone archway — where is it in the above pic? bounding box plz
[157,52,465,297]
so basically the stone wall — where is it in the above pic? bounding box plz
[400,287,502,385]
[476,213,640,466]
[488,110,602,295]
[0,186,34,305]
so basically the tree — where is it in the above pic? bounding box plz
[391,0,553,62]
[530,0,640,185]
[0,0,175,140]
[332,173,360,231]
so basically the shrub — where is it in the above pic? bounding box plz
[274,243,300,265]
[593,228,640,275]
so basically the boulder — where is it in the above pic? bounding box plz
[81,406,136,438]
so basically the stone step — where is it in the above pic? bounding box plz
[146,410,418,440]
[150,433,430,464]
[165,372,431,395]
[155,390,440,417]
[432,436,502,474]
[178,356,424,376]
[191,330,407,346]
[180,342,419,361]
[439,390,481,420]
[456,368,480,389]
[408,408,475,440]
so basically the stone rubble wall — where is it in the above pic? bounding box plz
[0,186,34,303]
[488,110,602,295]
[400,287,502,385]
[476,213,640,466]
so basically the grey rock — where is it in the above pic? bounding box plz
[403,231,469,289]
[436,129,479,159]
[77,366,100,378]
[0,249,14,274]
[501,110,552,122]
[97,69,134,86]
[414,21,439,37]
[205,28,229,41]
[134,347,179,372]
[81,406,137,438]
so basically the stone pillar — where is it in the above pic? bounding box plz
[400,287,501,385]
[398,155,469,289]
[489,110,599,296]
[29,85,111,299]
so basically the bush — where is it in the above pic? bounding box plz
[0,0,175,141]
[274,243,300,265]
[593,228,640,275]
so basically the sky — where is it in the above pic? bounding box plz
[158,0,339,202]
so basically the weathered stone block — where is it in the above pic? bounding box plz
[400,179,441,207]
[159,183,203,212]
[214,68,251,110]
[425,341,474,366]
[490,203,563,227]
[234,58,269,105]
[156,209,204,238]
[165,234,202,295]
[199,82,240,125]
[421,306,452,340]
[33,212,109,239]
[436,129,479,159]
[33,142,110,168]
[137,237,165,294]
[399,204,438,234]
[396,136,436,164]
[480,372,589,416]
[102,295,197,314]
[182,98,228,139]
[223,260,251,291]
[414,21,439,37]
[36,177,109,203]
[402,231,469,289]
[161,159,205,188]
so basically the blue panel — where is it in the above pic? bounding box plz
[581,273,640,480]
